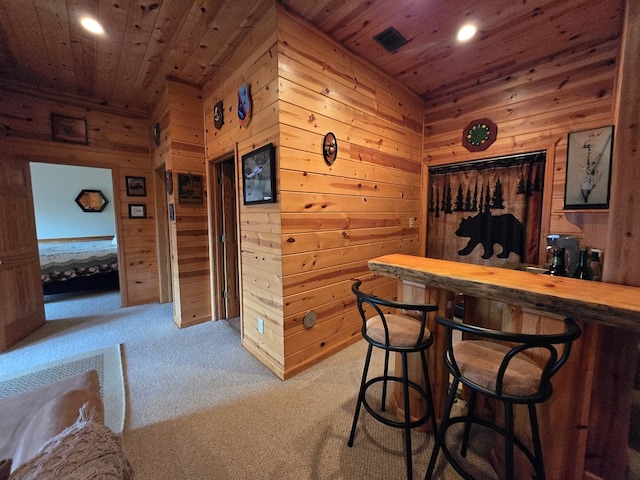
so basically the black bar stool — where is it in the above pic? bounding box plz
[425,316,581,480]
[348,279,439,479]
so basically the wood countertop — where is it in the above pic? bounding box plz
[368,254,640,332]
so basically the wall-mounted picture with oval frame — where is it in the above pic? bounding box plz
[242,143,276,205]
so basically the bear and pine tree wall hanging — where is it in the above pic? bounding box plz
[427,151,546,266]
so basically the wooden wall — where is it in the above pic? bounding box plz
[203,6,282,375]
[277,9,424,378]
[162,81,210,328]
[422,37,621,255]
[421,28,635,480]
[0,86,158,306]
[202,5,424,379]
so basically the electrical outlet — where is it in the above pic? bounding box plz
[258,318,264,334]
[409,217,415,228]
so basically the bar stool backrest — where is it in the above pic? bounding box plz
[352,279,438,351]
[437,316,582,403]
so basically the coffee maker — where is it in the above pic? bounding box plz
[545,234,579,276]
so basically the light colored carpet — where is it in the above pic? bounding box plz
[1,291,465,478]
[0,344,125,435]
[5,290,637,479]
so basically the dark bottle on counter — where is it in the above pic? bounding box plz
[547,247,567,276]
[590,250,602,281]
[571,248,592,280]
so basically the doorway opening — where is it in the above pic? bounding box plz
[30,162,121,307]
[209,156,240,330]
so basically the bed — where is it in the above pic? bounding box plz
[38,237,119,295]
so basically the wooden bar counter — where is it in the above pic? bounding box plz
[368,253,640,480]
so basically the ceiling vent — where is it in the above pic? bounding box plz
[373,27,408,53]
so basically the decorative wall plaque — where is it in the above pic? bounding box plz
[323,132,338,165]
[237,83,252,127]
[153,122,161,146]
[462,118,497,152]
[214,100,224,130]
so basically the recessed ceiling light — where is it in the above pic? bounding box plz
[81,17,104,34]
[457,24,477,42]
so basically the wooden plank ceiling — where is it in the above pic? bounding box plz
[0,0,624,115]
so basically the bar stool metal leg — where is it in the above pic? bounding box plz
[401,352,414,479]
[419,350,439,437]
[348,343,374,447]
[381,349,390,411]
[528,403,545,480]
[460,390,477,458]
[504,401,515,480]
[425,376,459,479]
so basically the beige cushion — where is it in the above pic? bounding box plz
[453,340,542,397]
[8,411,133,480]
[366,313,430,347]
[0,370,100,464]
[11,390,104,471]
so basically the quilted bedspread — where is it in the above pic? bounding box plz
[38,240,118,284]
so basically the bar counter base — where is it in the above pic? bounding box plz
[370,254,640,480]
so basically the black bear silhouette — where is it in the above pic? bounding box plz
[455,212,524,259]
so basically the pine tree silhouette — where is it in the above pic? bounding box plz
[472,179,478,211]
[454,183,464,211]
[517,173,526,195]
[492,177,505,209]
[465,186,472,211]
[444,182,453,214]
[484,182,492,212]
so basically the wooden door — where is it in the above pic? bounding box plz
[221,160,240,318]
[0,157,45,351]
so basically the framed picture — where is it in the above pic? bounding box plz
[177,174,203,204]
[242,143,276,205]
[51,113,88,145]
[128,204,146,219]
[564,126,614,210]
[126,176,146,196]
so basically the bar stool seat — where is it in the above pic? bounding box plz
[348,279,439,480]
[454,340,543,396]
[426,316,581,480]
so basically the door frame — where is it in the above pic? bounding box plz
[27,159,125,304]
[208,153,240,322]
[153,165,172,304]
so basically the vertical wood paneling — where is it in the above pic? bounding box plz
[277,8,424,378]
[164,81,210,328]
[587,2,640,478]
[203,7,283,377]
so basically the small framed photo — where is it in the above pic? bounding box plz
[242,143,276,205]
[564,126,614,210]
[51,113,88,145]
[126,176,146,196]
[177,174,204,204]
[128,204,146,219]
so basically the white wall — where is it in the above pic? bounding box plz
[30,163,116,239]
